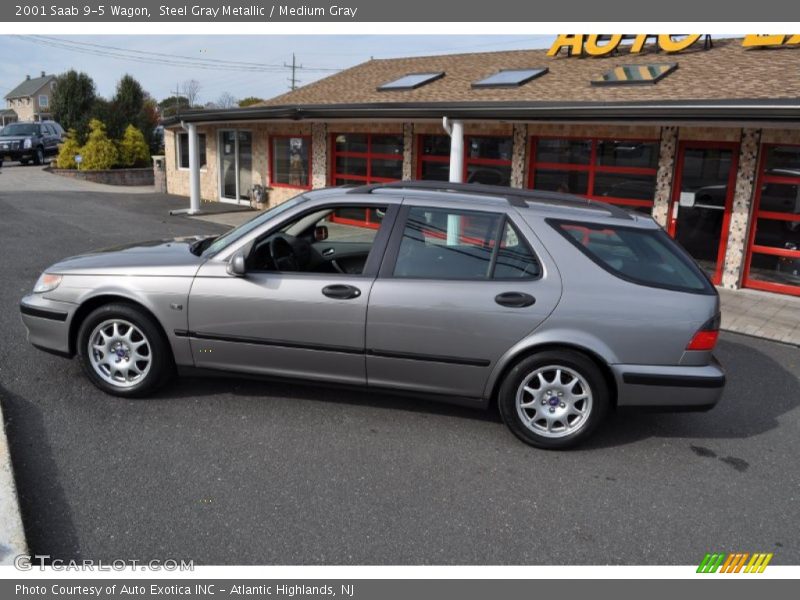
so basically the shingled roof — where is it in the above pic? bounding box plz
[261,38,800,106]
[5,74,55,100]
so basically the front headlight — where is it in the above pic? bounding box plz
[33,273,62,294]
[23,138,32,149]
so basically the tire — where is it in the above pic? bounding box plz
[77,303,174,398]
[497,350,609,450]
[33,147,44,165]
[20,159,29,166]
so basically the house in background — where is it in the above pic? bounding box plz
[0,108,17,126]
[4,72,56,122]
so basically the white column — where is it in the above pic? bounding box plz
[448,119,464,183]
[186,122,201,215]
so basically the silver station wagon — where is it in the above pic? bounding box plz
[20,181,725,448]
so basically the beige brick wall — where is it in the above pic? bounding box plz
[7,98,34,122]
[760,128,800,144]
[678,126,741,142]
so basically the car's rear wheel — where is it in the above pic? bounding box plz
[498,350,609,449]
[77,303,173,397]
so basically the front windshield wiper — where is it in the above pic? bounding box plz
[189,236,217,256]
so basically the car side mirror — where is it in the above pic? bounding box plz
[227,251,247,276]
[314,225,329,242]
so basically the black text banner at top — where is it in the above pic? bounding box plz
[3,0,799,22]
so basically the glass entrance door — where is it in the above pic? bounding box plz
[668,142,739,284]
[219,130,252,204]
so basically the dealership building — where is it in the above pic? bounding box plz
[163,36,800,296]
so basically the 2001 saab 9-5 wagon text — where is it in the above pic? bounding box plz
[19,181,725,448]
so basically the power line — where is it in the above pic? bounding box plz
[14,36,342,74]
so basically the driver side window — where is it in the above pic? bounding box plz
[247,204,388,275]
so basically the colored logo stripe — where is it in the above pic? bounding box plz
[697,552,773,573]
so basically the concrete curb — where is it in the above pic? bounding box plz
[0,400,27,565]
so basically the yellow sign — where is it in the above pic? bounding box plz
[742,34,800,47]
[548,34,800,57]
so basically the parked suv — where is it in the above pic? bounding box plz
[0,120,64,167]
[19,181,725,449]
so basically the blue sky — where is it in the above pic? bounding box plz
[0,35,557,104]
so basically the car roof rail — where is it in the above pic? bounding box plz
[345,180,631,217]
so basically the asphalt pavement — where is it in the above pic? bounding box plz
[1,164,798,565]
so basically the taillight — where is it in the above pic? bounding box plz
[686,314,721,351]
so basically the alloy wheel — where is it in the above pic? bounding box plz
[515,365,593,438]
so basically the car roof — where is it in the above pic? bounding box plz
[323,180,642,223]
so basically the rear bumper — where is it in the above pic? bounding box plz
[19,294,76,357]
[612,357,725,410]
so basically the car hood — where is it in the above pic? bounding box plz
[48,236,214,276]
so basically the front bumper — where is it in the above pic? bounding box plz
[612,357,725,410]
[19,294,76,357]
[1,149,34,162]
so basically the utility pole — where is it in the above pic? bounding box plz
[284,53,302,90]
[171,82,182,117]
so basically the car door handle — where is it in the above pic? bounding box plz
[322,248,335,257]
[322,284,361,300]
[495,291,536,308]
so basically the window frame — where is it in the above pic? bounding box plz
[330,132,404,185]
[743,142,800,297]
[528,135,660,211]
[176,131,207,171]
[38,94,49,108]
[378,204,543,282]
[415,133,514,186]
[269,134,313,190]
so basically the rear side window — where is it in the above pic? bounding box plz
[551,220,713,293]
[393,207,540,280]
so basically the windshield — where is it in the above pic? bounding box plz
[202,194,307,257]
[1,123,39,136]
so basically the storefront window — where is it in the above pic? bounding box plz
[417,134,451,181]
[331,132,404,185]
[177,132,206,169]
[271,136,311,189]
[416,134,513,186]
[744,145,800,295]
[529,137,659,213]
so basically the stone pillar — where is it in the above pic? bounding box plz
[402,122,414,180]
[311,122,328,189]
[652,125,678,227]
[510,123,528,189]
[721,128,762,289]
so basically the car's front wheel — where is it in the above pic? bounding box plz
[33,147,44,165]
[77,303,173,397]
[498,350,609,449]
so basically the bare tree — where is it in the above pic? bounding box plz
[216,92,238,109]
[181,79,201,107]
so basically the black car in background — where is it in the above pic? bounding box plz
[0,121,64,167]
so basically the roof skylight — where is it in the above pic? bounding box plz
[377,72,445,91]
[592,63,678,86]
[472,68,549,88]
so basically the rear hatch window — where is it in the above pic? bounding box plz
[550,219,715,294]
